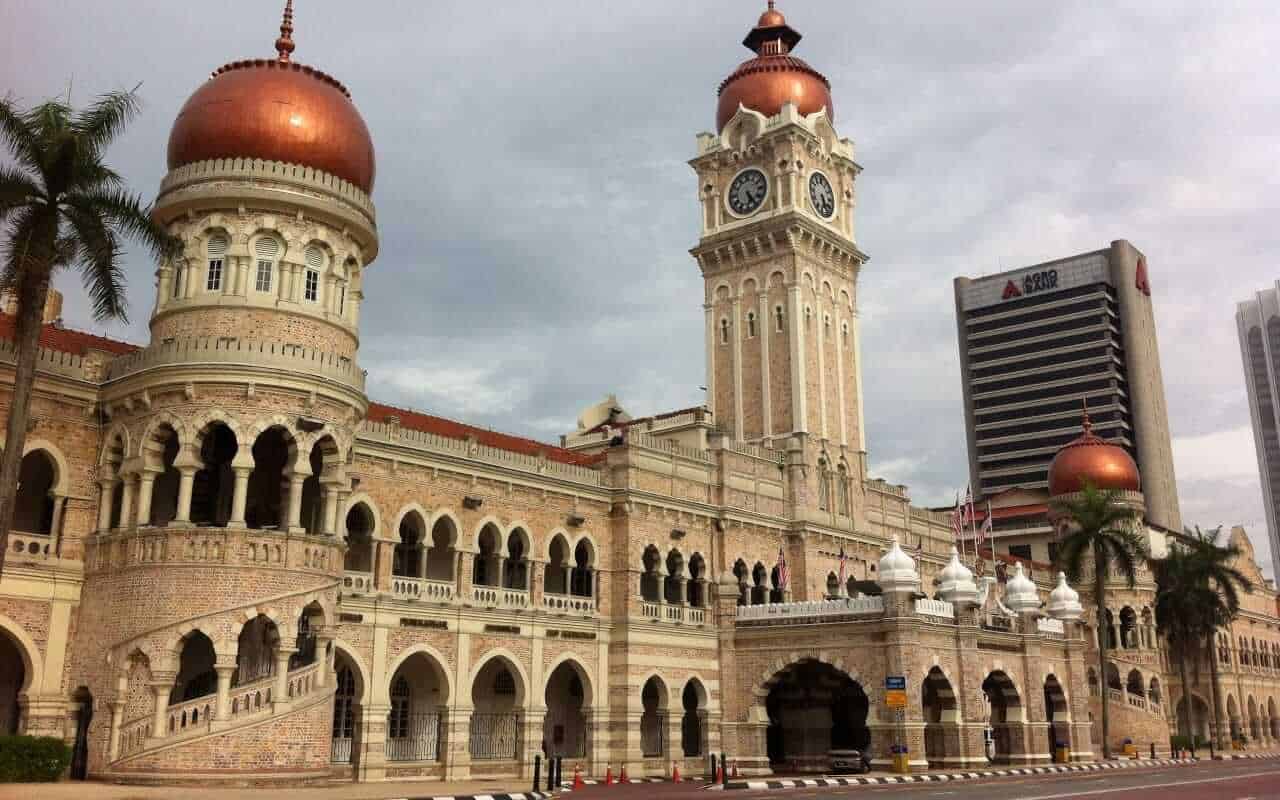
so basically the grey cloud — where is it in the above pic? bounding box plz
[5,0,1279,576]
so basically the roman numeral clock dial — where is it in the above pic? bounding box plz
[727,168,769,216]
[809,171,835,219]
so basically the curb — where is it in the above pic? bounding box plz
[716,755,1280,791]
[383,793,555,800]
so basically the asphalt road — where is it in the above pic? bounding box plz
[570,760,1280,800]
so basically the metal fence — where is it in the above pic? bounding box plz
[386,711,443,762]
[331,735,353,764]
[469,712,521,760]
[641,712,667,757]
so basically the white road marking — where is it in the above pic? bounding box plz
[1016,769,1280,800]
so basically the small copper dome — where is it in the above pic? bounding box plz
[166,2,376,192]
[716,2,833,133]
[1047,410,1141,496]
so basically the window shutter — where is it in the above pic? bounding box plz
[304,245,324,269]
[255,237,280,260]
[207,234,229,258]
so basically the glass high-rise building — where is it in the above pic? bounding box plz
[1236,284,1280,581]
[953,240,1182,532]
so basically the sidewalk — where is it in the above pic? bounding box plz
[1,779,549,800]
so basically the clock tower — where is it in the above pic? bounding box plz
[690,3,868,519]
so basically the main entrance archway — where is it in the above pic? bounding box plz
[922,667,957,767]
[544,661,589,759]
[765,660,869,773]
[982,671,1023,764]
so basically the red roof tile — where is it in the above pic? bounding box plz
[367,403,604,468]
[0,313,140,357]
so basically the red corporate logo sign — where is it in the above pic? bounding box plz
[1001,280,1022,300]
[1135,256,1151,296]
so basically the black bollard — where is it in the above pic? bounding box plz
[1150,742,1155,759]
[721,751,729,787]
[546,755,555,791]
[710,753,717,782]
[1210,740,1216,760]
[533,755,542,794]
[557,756,564,789]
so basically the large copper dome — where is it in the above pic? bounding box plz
[1047,411,1141,496]
[716,3,833,133]
[166,3,375,193]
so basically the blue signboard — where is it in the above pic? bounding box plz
[885,676,906,690]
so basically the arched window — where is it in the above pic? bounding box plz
[503,530,529,590]
[817,458,830,511]
[774,305,785,332]
[570,540,594,598]
[663,549,685,605]
[206,233,228,292]
[746,311,756,338]
[424,517,457,582]
[253,237,279,293]
[394,513,424,578]
[344,504,375,572]
[836,463,849,515]
[13,450,56,534]
[719,317,730,345]
[303,244,324,303]
[687,553,706,607]
[733,559,749,606]
[841,321,850,345]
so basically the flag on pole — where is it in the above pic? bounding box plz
[951,493,963,540]
[979,501,993,548]
[776,547,789,592]
[964,485,975,528]
[837,546,848,588]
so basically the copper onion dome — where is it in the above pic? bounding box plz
[1047,406,1141,496]
[166,1,376,192]
[716,2,834,133]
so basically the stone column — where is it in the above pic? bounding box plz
[357,702,390,782]
[135,470,157,528]
[150,681,172,739]
[787,284,807,433]
[283,475,306,533]
[228,466,251,528]
[273,651,294,708]
[214,664,236,721]
[174,468,197,526]
[315,633,334,688]
[443,705,473,780]
[117,476,136,531]
[523,707,546,777]
[48,495,66,555]
[730,296,744,437]
[322,484,341,536]
[96,479,116,533]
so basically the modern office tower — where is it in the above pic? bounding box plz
[1236,284,1280,581]
[954,240,1182,531]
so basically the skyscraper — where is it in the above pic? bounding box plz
[954,241,1182,531]
[1236,284,1280,581]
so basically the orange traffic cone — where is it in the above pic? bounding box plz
[605,764,614,785]
[573,764,585,790]
[620,765,629,783]
[715,761,724,784]
[672,761,682,783]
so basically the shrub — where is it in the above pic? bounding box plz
[0,735,72,782]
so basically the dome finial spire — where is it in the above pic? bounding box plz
[276,0,296,63]
[1081,396,1092,436]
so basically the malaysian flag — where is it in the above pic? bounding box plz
[776,547,790,592]
[951,493,963,541]
[964,485,975,528]
[979,501,993,547]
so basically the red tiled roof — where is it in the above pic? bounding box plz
[0,313,140,356]
[977,546,1054,573]
[366,403,604,468]
[972,503,1049,522]
[583,405,705,435]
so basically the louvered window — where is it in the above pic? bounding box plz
[254,237,279,293]
[304,245,324,270]
[206,234,229,292]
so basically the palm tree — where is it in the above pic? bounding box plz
[0,89,176,553]
[1051,483,1147,759]
[1181,526,1251,749]
[1153,543,1209,746]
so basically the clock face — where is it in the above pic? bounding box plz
[727,168,769,216]
[809,171,836,219]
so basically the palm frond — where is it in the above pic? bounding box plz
[64,188,178,263]
[0,97,42,175]
[61,202,127,322]
[74,89,142,155]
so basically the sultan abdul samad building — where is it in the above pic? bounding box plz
[2,1,1279,785]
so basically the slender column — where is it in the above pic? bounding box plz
[135,471,157,527]
[97,479,116,533]
[283,475,306,533]
[315,634,334,688]
[108,697,125,759]
[273,651,294,708]
[117,476,136,531]
[48,495,66,555]
[292,264,305,303]
[322,485,340,536]
[229,466,251,528]
[704,304,716,419]
[758,291,771,439]
[277,261,291,303]
[174,468,197,525]
[235,257,249,296]
[156,268,172,310]
[787,284,807,433]
[184,259,199,299]
[835,315,848,447]
[150,683,171,739]
[816,310,828,440]
[214,664,236,720]
[731,296,744,437]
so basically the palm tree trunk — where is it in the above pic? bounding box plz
[1095,551,1110,759]
[1207,632,1225,750]
[1176,638,1194,746]
[0,272,53,566]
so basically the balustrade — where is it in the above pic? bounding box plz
[4,531,53,560]
[1037,617,1066,635]
[388,577,455,602]
[736,596,884,621]
[118,717,151,756]
[542,592,594,615]
[342,571,373,593]
[167,695,215,736]
[915,598,955,619]
[471,585,530,610]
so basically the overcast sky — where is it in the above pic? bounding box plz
[4,1,1277,579]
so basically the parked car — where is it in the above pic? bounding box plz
[829,749,871,774]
